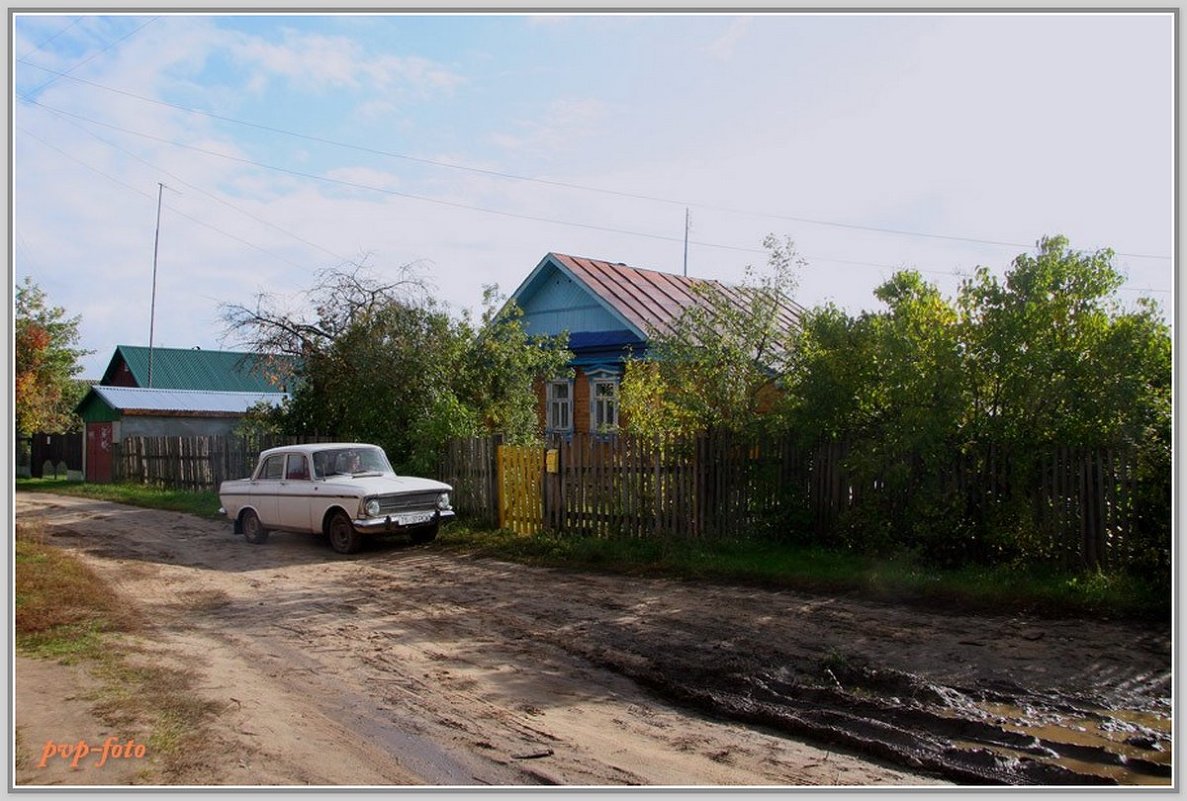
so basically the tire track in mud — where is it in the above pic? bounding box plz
[357,556,1171,786]
[16,496,1170,787]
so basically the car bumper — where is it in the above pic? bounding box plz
[353,509,455,532]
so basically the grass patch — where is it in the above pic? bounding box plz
[15,522,142,660]
[15,477,221,519]
[15,521,222,781]
[441,524,1168,620]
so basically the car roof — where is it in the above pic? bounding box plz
[258,442,380,458]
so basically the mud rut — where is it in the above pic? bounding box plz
[17,495,1172,786]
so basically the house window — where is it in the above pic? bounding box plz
[547,380,572,433]
[590,378,620,433]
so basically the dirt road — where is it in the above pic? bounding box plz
[14,493,1171,787]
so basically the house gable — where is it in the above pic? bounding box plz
[510,254,647,340]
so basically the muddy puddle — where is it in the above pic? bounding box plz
[954,701,1172,785]
[555,633,1172,786]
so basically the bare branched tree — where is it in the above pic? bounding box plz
[220,257,432,357]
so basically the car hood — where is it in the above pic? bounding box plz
[319,474,452,495]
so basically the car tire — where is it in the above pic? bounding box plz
[411,522,439,545]
[327,510,362,554]
[241,509,269,545]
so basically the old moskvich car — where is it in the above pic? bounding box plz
[219,442,454,554]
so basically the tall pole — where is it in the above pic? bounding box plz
[148,182,164,388]
[683,207,690,277]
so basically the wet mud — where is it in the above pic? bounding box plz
[16,495,1172,786]
[512,588,1172,786]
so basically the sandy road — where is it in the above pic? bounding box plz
[13,493,1171,787]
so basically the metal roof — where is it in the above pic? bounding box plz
[548,253,804,340]
[101,345,298,392]
[87,386,289,415]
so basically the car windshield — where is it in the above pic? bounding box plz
[312,447,393,477]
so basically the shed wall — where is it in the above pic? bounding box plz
[119,415,242,439]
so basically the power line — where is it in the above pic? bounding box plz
[34,102,353,265]
[15,58,1172,263]
[22,96,774,256]
[23,16,159,96]
[20,98,1173,298]
[19,126,312,271]
[16,16,81,61]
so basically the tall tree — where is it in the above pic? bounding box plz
[223,264,570,474]
[619,235,804,437]
[14,277,91,435]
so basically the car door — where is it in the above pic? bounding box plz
[249,454,284,527]
[276,453,314,531]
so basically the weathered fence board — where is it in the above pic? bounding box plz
[442,432,1153,571]
[112,434,338,490]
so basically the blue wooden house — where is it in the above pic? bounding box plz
[507,252,803,435]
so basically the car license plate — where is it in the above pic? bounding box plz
[395,511,433,526]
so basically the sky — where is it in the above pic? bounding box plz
[11,10,1176,379]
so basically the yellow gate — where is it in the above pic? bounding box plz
[497,444,544,534]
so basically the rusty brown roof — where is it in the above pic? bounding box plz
[549,253,804,340]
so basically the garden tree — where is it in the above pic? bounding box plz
[955,236,1171,569]
[780,236,1171,567]
[957,236,1169,449]
[780,272,966,554]
[14,277,91,436]
[224,264,570,475]
[453,286,573,445]
[619,235,804,437]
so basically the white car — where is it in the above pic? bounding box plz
[218,442,454,554]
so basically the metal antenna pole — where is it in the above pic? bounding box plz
[683,208,690,277]
[148,182,164,388]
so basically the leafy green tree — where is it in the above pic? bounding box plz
[957,236,1167,449]
[780,236,1170,568]
[15,277,91,435]
[955,236,1171,569]
[620,235,804,437]
[453,286,573,445]
[222,264,570,475]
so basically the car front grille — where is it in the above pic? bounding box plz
[374,492,439,515]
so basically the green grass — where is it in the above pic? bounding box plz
[15,477,221,519]
[440,525,1168,621]
[15,478,1165,620]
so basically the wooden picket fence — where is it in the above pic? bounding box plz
[438,432,1158,571]
[112,434,338,490]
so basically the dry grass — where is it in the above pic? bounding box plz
[15,521,223,783]
[15,522,143,658]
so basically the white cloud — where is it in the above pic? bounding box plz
[705,16,751,62]
[489,98,611,155]
[226,28,463,95]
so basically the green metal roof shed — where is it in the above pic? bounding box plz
[99,345,298,393]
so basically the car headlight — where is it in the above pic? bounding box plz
[365,499,381,517]
[437,492,451,510]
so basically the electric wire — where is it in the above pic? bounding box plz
[19,126,312,272]
[13,96,1063,283]
[20,96,1172,297]
[23,17,159,96]
[16,16,82,61]
[34,102,354,266]
[15,58,1172,263]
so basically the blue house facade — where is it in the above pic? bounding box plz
[508,252,803,436]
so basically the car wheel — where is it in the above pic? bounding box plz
[241,509,269,544]
[327,511,362,554]
[411,522,439,545]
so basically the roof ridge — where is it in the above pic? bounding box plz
[97,385,287,395]
[550,252,723,284]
